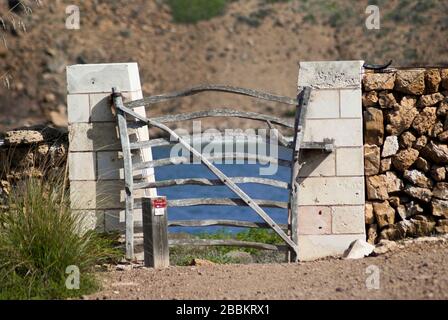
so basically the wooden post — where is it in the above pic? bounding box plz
[288,87,311,262]
[142,196,170,268]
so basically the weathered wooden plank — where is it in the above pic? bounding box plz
[149,109,294,128]
[168,219,288,230]
[288,87,311,262]
[167,198,288,209]
[134,177,289,190]
[123,84,296,109]
[142,197,170,268]
[133,153,292,171]
[168,239,287,251]
[113,89,135,260]
[113,102,300,256]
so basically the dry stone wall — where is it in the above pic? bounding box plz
[363,69,448,244]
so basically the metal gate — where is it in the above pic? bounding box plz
[111,85,334,263]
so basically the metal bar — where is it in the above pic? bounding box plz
[134,177,289,190]
[124,84,296,109]
[113,101,300,256]
[288,87,312,262]
[112,89,135,260]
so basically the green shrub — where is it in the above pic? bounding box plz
[0,174,120,299]
[166,0,228,24]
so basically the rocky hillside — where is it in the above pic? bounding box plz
[0,0,447,131]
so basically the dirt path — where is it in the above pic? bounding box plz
[89,240,448,300]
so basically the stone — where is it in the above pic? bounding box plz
[404,185,433,203]
[430,165,446,181]
[431,121,444,138]
[378,92,396,109]
[373,201,395,228]
[435,225,448,234]
[364,145,380,176]
[343,239,375,260]
[367,175,389,200]
[362,91,378,107]
[364,108,384,145]
[396,205,407,220]
[363,73,396,91]
[224,251,253,264]
[438,131,448,143]
[386,99,419,135]
[437,98,448,117]
[399,131,416,149]
[421,141,448,164]
[441,69,448,90]
[367,224,378,244]
[431,199,448,218]
[433,182,448,200]
[425,69,442,93]
[412,107,437,135]
[389,196,400,208]
[380,158,392,173]
[385,171,404,193]
[5,130,44,145]
[395,70,425,95]
[405,201,424,218]
[374,239,398,254]
[411,216,436,237]
[365,202,375,224]
[392,148,419,172]
[417,93,444,108]
[382,136,399,157]
[414,135,428,151]
[403,169,433,188]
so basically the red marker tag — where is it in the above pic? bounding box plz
[152,198,167,210]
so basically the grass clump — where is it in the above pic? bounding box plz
[166,0,228,24]
[0,173,120,299]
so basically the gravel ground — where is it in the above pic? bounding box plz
[88,240,448,300]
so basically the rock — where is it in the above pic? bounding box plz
[362,91,378,107]
[412,107,437,135]
[392,148,419,172]
[380,158,392,172]
[367,175,389,200]
[430,165,446,181]
[386,98,419,135]
[365,202,375,224]
[374,239,398,254]
[381,136,399,157]
[395,70,425,95]
[437,98,448,117]
[433,182,448,200]
[413,135,428,151]
[438,131,448,143]
[388,196,400,208]
[378,92,396,109]
[411,215,436,237]
[5,130,44,145]
[435,219,448,234]
[385,171,404,193]
[417,93,444,108]
[373,201,395,228]
[224,251,253,264]
[364,145,380,176]
[404,185,433,203]
[425,69,442,93]
[441,69,448,90]
[367,224,378,244]
[431,121,445,138]
[343,240,375,259]
[405,201,424,218]
[399,131,416,149]
[403,169,433,188]
[431,199,448,218]
[363,73,396,91]
[396,205,407,220]
[190,259,215,266]
[364,108,384,145]
[421,141,448,164]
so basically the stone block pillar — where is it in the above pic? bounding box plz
[296,61,366,261]
[66,63,156,232]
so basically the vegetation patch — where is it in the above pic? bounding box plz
[166,0,228,24]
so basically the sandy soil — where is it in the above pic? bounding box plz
[88,240,448,300]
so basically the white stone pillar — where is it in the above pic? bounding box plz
[296,61,366,261]
[66,63,156,232]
